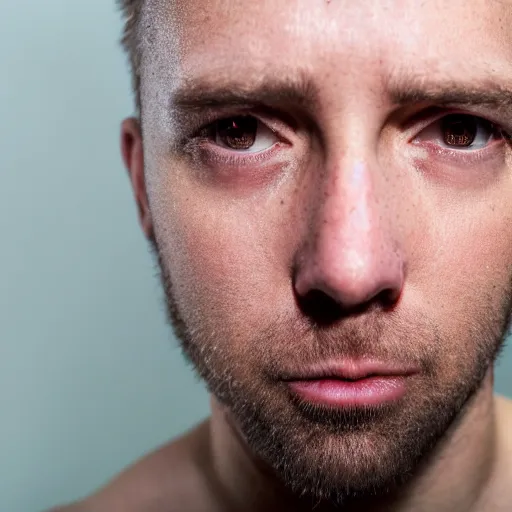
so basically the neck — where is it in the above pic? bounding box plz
[207,370,499,512]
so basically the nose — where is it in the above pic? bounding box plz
[293,161,404,314]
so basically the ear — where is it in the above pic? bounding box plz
[120,118,154,240]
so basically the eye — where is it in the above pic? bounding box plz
[200,115,279,153]
[414,113,501,151]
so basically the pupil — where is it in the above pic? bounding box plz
[442,115,477,147]
[217,116,258,150]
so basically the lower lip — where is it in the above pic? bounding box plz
[287,376,408,407]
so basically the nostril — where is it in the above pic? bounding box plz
[379,287,402,310]
[296,289,344,327]
[295,286,400,327]
[292,239,405,321]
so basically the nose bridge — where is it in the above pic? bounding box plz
[294,150,404,310]
[320,158,387,276]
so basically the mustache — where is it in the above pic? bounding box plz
[254,307,441,379]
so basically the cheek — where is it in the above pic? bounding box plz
[418,200,512,365]
[154,192,288,336]
[435,203,511,295]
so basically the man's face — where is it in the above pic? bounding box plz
[134,0,512,504]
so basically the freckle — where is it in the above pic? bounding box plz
[280,200,284,205]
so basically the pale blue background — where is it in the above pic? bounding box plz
[0,2,510,511]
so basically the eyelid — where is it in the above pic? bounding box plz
[406,107,511,143]
[179,110,299,170]
[184,106,298,143]
[404,108,511,170]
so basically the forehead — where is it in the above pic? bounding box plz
[142,0,512,104]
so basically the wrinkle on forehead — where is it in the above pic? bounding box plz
[140,0,512,126]
[148,0,512,69]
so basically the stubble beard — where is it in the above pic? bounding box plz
[151,241,511,508]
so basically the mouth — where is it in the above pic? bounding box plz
[282,359,419,408]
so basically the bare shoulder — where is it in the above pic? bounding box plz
[45,506,87,512]
[48,419,213,512]
[47,505,92,512]
[44,494,96,511]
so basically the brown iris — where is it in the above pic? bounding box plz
[441,114,478,148]
[216,116,258,150]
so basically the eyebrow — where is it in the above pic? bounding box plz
[168,74,512,120]
[170,72,320,113]
[389,82,512,111]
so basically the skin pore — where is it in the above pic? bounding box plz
[53,0,512,510]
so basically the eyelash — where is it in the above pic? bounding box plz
[192,137,285,167]
[410,111,512,166]
[183,110,512,167]
[183,112,291,167]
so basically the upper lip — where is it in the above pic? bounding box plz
[281,359,420,381]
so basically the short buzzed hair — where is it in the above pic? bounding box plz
[117,0,144,114]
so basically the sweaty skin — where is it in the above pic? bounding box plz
[51,0,512,510]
